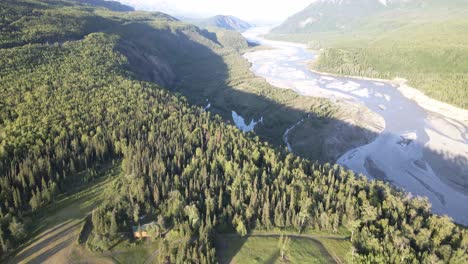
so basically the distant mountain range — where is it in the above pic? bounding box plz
[271,0,463,33]
[190,15,253,32]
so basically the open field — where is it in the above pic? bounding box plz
[104,240,162,264]
[7,162,176,264]
[8,164,121,264]
[320,238,352,264]
[215,233,350,264]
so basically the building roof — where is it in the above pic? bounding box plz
[132,221,157,233]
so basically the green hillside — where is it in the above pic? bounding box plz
[271,0,388,34]
[0,0,467,263]
[271,0,463,34]
[269,0,468,108]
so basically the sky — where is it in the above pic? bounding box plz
[117,0,314,24]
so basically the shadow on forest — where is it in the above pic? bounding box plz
[107,18,468,204]
[112,18,466,186]
[101,19,468,258]
[8,9,466,261]
[76,0,135,12]
[110,21,381,162]
[107,17,468,200]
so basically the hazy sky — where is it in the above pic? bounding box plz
[117,0,313,23]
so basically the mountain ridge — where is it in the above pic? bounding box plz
[191,15,253,32]
[271,0,461,33]
[76,0,135,12]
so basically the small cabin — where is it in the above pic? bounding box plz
[132,222,156,238]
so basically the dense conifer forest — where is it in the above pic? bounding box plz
[0,0,466,263]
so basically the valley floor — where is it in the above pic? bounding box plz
[243,28,468,225]
[309,65,468,197]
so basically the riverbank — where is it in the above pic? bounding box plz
[282,100,385,162]
[308,67,468,123]
[243,28,468,225]
[309,66,468,197]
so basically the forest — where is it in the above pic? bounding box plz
[313,40,468,109]
[0,0,467,263]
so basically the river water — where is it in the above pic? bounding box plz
[242,28,468,225]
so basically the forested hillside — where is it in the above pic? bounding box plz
[0,0,467,263]
[271,0,388,33]
[269,0,468,108]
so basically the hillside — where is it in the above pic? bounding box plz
[270,0,441,34]
[269,0,468,108]
[272,0,387,33]
[191,15,253,31]
[0,0,467,263]
[77,0,135,11]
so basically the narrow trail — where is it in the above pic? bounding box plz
[143,237,187,264]
[143,249,160,264]
[283,117,306,152]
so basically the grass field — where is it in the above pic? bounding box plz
[7,162,166,264]
[215,234,350,264]
[104,240,162,264]
[320,238,352,264]
[249,229,352,264]
[8,164,121,263]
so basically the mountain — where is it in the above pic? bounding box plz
[195,15,253,31]
[77,0,135,12]
[273,0,384,33]
[271,0,460,33]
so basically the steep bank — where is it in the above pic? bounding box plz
[284,100,384,162]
